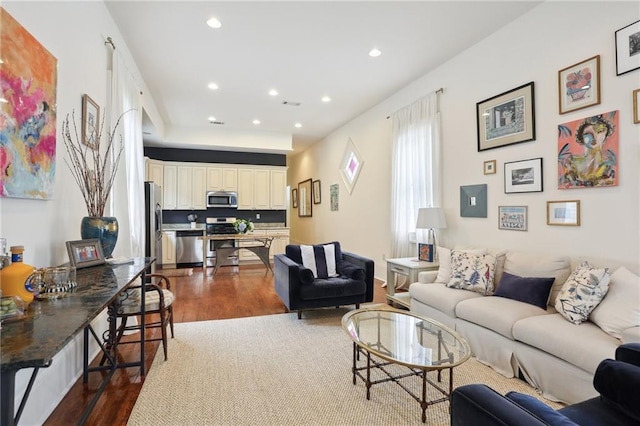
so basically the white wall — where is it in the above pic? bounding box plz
[288,1,640,280]
[1,2,161,424]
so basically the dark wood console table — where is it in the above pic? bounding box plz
[0,257,154,426]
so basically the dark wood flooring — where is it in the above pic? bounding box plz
[44,264,388,425]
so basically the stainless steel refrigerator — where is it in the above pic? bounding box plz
[145,181,163,272]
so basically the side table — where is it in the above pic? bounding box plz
[385,257,439,308]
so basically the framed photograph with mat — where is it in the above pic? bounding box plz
[504,158,543,194]
[82,94,100,149]
[476,82,535,151]
[547,200,580,226]
[558,55,600,114]
[483,160,497,175]
[66,239,105,269]
[615,20,640,76]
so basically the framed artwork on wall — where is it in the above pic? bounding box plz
[558,55,600,114]
[312,180,321,204]
[634,89,640,124]
[460,184,487,218]
[291,188,298,208]
[339,138,364,194]
[547,200,580,226]
[476,82,535,151]
[298,179,312,217]
[498,206,528,231]
[504,158,543,194]
[483,160,497,175]
[82,94,100,149]
[330,184,339,211]
[557,111,618,189]
[615,20,640,76]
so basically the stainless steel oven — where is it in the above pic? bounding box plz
[205,217,239,267]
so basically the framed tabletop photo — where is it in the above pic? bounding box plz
[476,82,535,152]
[66,239,106,269]
[615,19,640,76]
[504,157,543,194]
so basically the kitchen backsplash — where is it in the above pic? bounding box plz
[162,208,286,225]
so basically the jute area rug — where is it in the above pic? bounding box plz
[128,309,562,426]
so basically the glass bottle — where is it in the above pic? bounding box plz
[0,246,36,304]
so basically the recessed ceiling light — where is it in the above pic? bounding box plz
[269,89,278,96]
[208,116,216,122]
[206,17,222,29]
[208,82,219,90]
[369,48,382,57]
[321,96,331,103]
[294,123,302,128]
[253,119,261,125]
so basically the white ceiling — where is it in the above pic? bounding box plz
[105,1,541,154]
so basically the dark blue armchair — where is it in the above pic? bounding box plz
[274,242,374,319]
[450,343,640,426]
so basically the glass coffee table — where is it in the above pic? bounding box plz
[341,307,471,423]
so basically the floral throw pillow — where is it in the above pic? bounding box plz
[446,251,497,295]
[555,261,611,324]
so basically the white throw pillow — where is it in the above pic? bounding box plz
[590,267,640,340]
[446,250,497,295]
[435,246,488,284]
[555,261,611,325]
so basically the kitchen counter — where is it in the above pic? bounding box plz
[162,223,288,231]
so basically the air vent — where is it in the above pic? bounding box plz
[282,101,301,107]
[209,121,225,125]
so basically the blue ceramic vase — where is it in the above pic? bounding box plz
[81,217,119,258]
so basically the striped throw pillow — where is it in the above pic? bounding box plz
[300,244,339,279]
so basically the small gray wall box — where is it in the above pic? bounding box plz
[460,184,488,218]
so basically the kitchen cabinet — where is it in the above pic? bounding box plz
[238,167,285,210]
[145,158,163,187]
[269,229,290,259]
[163,165,177,210]
[177,165,206,210]
[238,229,267,261]
[207,167,238,192]
[161,231,176,267]
[269,169,287,209]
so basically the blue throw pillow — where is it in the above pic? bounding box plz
[506,392,578,426]
[494,272,555,310]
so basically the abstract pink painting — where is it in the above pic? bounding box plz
[557,111,618,189]
[0,7,57,199]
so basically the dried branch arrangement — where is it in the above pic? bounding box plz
[62,111,128,217]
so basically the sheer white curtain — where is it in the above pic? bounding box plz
[390,92,442,287]
[109,50,145,258]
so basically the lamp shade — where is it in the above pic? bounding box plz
[416,207,447,230]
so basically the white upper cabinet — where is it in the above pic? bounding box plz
[163,164,177,210]
[207,167,238,192]
[145,158,164,187]
[270,169,287,209]
[177,165,207,210]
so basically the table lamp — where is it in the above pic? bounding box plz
[415,207,447,262]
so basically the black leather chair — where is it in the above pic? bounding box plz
[274,242,374,319]
[450,343,640,426]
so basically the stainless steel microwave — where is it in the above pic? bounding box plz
[206,191,238,208]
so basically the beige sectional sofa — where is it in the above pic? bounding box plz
[409,247,640,405]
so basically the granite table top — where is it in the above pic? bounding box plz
[0,257,154,373]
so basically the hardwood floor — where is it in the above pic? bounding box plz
[44,264,388,425]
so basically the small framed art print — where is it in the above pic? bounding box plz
[82,94,100,149]
[504,158,543,194]
[498,206,528,231]
[547,200,580,226]
[483,160,497,175]
[558,55,600,114]
[66,239,106,269]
